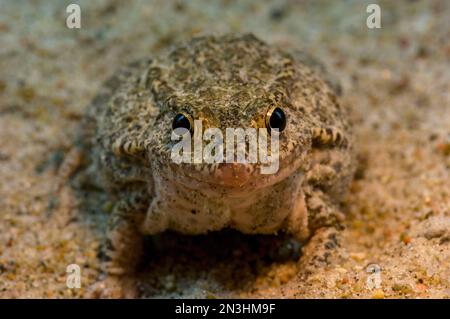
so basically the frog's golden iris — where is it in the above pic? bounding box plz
[265,106,286,134]
[172,112,194,135]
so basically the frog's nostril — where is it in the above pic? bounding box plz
[215,162,251,187]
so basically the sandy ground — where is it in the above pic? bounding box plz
[0,0,449,298]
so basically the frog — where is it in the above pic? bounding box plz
[62,33,355,297]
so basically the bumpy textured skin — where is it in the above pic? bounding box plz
[77,34,354,295]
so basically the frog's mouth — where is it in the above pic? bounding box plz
[162,149,307,196]
[212,162,254,188]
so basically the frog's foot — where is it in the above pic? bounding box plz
[89,195,147,299]
[297,227,342,278]
[87,275,137,299]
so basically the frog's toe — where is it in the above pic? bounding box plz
[297,227,343,277]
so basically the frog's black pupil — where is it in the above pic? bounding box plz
[269,107,286,132]
[172,113,191,131]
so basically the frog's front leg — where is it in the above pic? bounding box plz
[295,126,353,273]
[89,188,149,298]
[305,125,353,230]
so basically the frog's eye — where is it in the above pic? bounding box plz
[172,112,194,135]
[265,106,286,133]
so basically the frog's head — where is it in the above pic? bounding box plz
[144,34,332,194]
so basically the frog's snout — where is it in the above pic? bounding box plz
[214,162,252,187]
